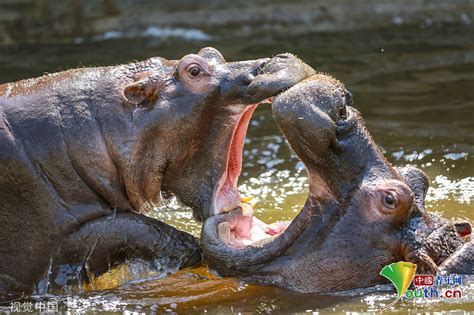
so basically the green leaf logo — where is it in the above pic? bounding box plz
[379,261,417,309]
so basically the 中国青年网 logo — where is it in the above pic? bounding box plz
[379,261,464,310]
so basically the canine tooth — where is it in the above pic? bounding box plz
[241,203,253,217]
[217,222,231,244]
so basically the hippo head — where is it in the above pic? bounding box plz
[201,74,472,293]
[118,47,314,218]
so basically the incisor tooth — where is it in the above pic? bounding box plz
[217,222,231,244]
[241,203,253,217]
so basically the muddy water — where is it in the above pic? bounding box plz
[0,25,473,313]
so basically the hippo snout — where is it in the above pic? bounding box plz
[246,53,315,103]
[273,75,350,127]
[272,74,354,164]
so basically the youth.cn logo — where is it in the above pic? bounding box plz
[379,261,417,310]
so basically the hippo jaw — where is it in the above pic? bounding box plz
[202,74,472,293]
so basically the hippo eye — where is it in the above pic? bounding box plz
[383,192,397,210]
[189,66,201,77]
[375,180,414,220]
[185,64,205,78]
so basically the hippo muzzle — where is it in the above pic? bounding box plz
[202,74,472,293]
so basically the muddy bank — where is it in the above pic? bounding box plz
[0,0,473,45]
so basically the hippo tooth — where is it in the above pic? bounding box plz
[241,196,258,207]
[241,196,254,203]
[241,203,253,217]
[217,222,231,244]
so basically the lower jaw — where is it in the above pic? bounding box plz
[216,204,290,248]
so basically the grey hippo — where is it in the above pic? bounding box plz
[202,74,473,293]
[0,47,314,300]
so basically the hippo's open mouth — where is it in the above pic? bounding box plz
[213,102,294,245]
[213,105,257,216]
[214,205,292,248]
[209,96,319,248]
[213,100,278,219]
[210,150,316,250]
[205,183,316,253]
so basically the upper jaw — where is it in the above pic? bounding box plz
[246,54,315,103]
[203,57,315,220]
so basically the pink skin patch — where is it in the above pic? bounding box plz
[214,105,257,214]
[214,100,289,248]
[264,221,289,236]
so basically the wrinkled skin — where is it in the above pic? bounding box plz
[402,211,473,275]
[0,47,312,300]
[202,74,472,293]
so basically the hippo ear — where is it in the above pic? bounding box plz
[122,77,158,105]
[455,222,472,237]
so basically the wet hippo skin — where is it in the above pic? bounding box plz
[0,47,313,300]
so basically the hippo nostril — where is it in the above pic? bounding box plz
[256,60,269,75]
[239,73,255,86]
[339,105,347,120]
[336,106,348,129]
[343,90,353,107]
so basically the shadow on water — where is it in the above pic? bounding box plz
[0,24,473,312]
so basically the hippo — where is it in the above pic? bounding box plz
[0,47,314,300]
[202,74,472,293]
